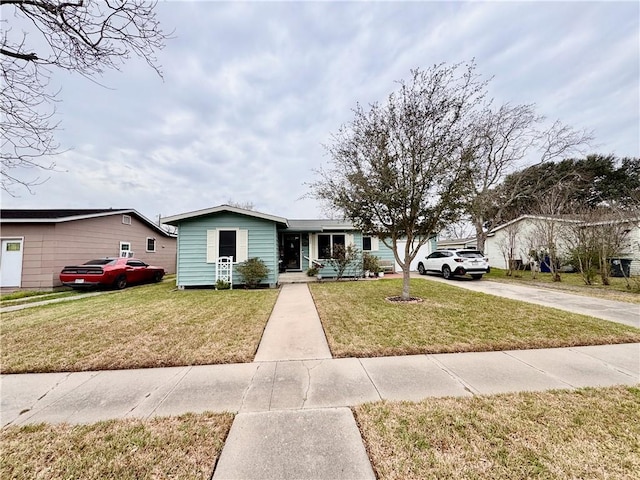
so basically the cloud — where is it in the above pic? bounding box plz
[3,1,637,221]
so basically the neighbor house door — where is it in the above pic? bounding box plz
[0,239,24,287]
[283,234,301,270]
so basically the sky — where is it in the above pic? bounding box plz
[2,1,639,223]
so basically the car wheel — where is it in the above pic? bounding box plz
[471,274,483,280]
[442,265,452,279]
[114,275,127,290]
[153,271,163,282]
[417,263,426,275]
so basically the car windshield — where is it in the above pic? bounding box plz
[83,259,117,265]
[457,251,484,258]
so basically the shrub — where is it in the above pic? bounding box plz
[236,257,269,288]
[362,252,380,274]
[215,280,230,290]
[326,244,361,280]
[306,266,319,277]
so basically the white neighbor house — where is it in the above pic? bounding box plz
[485,215,640,275]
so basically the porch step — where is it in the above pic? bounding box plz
[278,272,316,284]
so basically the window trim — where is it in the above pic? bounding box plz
[146,237,156,252]
[120,241,132,258]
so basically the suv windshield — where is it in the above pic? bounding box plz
[457,251,484,258]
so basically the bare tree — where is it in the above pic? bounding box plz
[529,183,579,281]
[440,218,475,240]
[311,62,489,300]
[226,201,256,211]
[496,220,522,277]
[1,0,169,195]
[464,105,593,251]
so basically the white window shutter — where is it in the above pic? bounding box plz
[346,233,355,247]
[371,236,379,251]
[206,230,218,263]
[237,229,248,263]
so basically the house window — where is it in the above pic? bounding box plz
[318,234,346,259]
[206,229,248,264]
[122,215,132,225]
[146,237,156,252]
[120,242,132,257]
[219,230,237,261]
[363,237,372,251]
[5,242,21,252]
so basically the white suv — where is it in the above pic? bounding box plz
[417,249,489,280]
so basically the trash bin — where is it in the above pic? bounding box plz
[540,256,552,273]
[609,258,632,277]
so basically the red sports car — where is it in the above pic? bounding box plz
[60,257,165,289]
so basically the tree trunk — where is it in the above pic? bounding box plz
[474,220,486,252]
[402,266,411,300]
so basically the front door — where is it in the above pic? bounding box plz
[283,234,301,270]
[0,239,24,287]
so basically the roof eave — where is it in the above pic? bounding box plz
[161,205,289,227]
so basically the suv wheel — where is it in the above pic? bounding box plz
[442,265,452,279]
[417,263,426,275]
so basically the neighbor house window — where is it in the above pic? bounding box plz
[362,236,372,251]
[5,242,21,252]
[122,215,132,225]
[317,234,345,258]
[146,237,156,252]
[120,242,131,257]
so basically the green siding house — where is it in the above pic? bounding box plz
[161,205,433,288]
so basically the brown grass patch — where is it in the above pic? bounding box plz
[0,412,233,479]
[355,385,640,479]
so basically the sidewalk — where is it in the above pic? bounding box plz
[2,281,639,479]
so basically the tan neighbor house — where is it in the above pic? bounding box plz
[0,209,177,291]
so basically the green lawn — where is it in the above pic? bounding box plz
[0,281,278,373]
[355,385,640,480]
[309,279,640,358]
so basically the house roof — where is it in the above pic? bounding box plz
[487,215,584,236]
[0,208,175,237]
[161,205,289,226]
[437,236,477,247]
[488,214,640,236]
[286,219,355,231]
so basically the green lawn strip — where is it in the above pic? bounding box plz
[485,268,640,304]
[354,385,640,480]
[0,412,233,480]
[309,279,640,358]
[1,281,278,373]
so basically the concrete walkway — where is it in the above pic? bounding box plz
[254,283,331,361]
[2,281,639,479]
